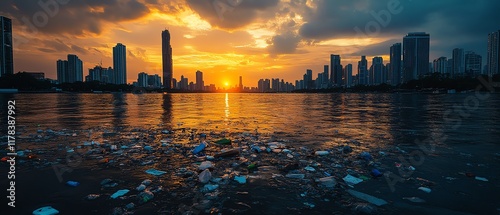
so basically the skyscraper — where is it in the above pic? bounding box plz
[323,65,329,82]
[162,30,173,89]
[195,70,204,91]
[113,43,127,84]
[57,59,68,83]
[433,57,448,74]
[465,51,482,77]
[452,48,465,77]
[390,43,401,86]
[370,57,384,85]
[0,16,13,77]
[67,54,83,83]
[344,64,353,88]
[330,54,342,86]
[358,56,368,85]
[239,76,243,90]
[487,30,500,76]
[137,72,148,87]
[403,32,430,82]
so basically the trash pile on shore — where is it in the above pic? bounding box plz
[2,126,496,214]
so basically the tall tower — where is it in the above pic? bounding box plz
[162,30,173,89]
[239,76,243,90]
[330,54,342,86]
[358,56,368,85]
[0,16,13,77]
[487,30,500,77]
[403,32,430,82]
[390,43,401,86]
[67,54,83,83]
[113,43,127,84]
[452,48,465,77]
[195,70,204,91]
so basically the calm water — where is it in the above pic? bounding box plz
[1,93,499,147]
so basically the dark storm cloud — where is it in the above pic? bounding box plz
[299,0,500,40]
[0,0,150,36]
[299,0,500,61]
[186,0,279,29]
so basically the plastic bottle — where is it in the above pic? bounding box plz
[66,181,80,187]
[192,141,207,154]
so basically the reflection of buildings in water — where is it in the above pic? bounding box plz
[112,93,127,128]
[162,94,173,128]
[56,93,83,129]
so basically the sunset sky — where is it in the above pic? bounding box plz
[1,0,499,87]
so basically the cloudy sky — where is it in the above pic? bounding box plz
[1,0,498,87]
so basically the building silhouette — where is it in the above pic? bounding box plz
[358,56,368,85]
[403,32,430,82]
[370,57,384,85]
[113,43,127,84]
[390,43,401,86]
[433,56,448,74]
[86,65,114,83]
[195,70,204,91]
[452,48,465,77]
[0,16,13,77]
[465,51,482,77]
[487,30,500,76]
[58,54,83,83]
[239,76,243,90]
[162,30,173,89]
[344,64,353,88]
[330,54,342,86]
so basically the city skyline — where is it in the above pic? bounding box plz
[1,1,500,87]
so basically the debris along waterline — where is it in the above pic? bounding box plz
[15,126,495,214]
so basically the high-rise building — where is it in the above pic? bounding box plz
[403,32,430,82]
[330,54,342,86]
[323,65,329,82]
[87,65,114,84]
[179,75,188,90]
[0,16,13,77]
[64,54,83,83]
[358,56,368,85]
[57,60,68,83]
[272,78,280,92]
[113,43,127,84]
[306,69,313,89]
[390,43,401,86]
[487,30,500,76]
[370,57,384,85]
[195,70,204,91]
[452,48,465,77]
[137,72,148,87]
[344,64,353,88]
[162,30,173,89]
[433,56,448,74]
[446,59,453,76]
[239,76,243,90]
[465,51,482,77]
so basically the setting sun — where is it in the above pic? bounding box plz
[224,82,229,87]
